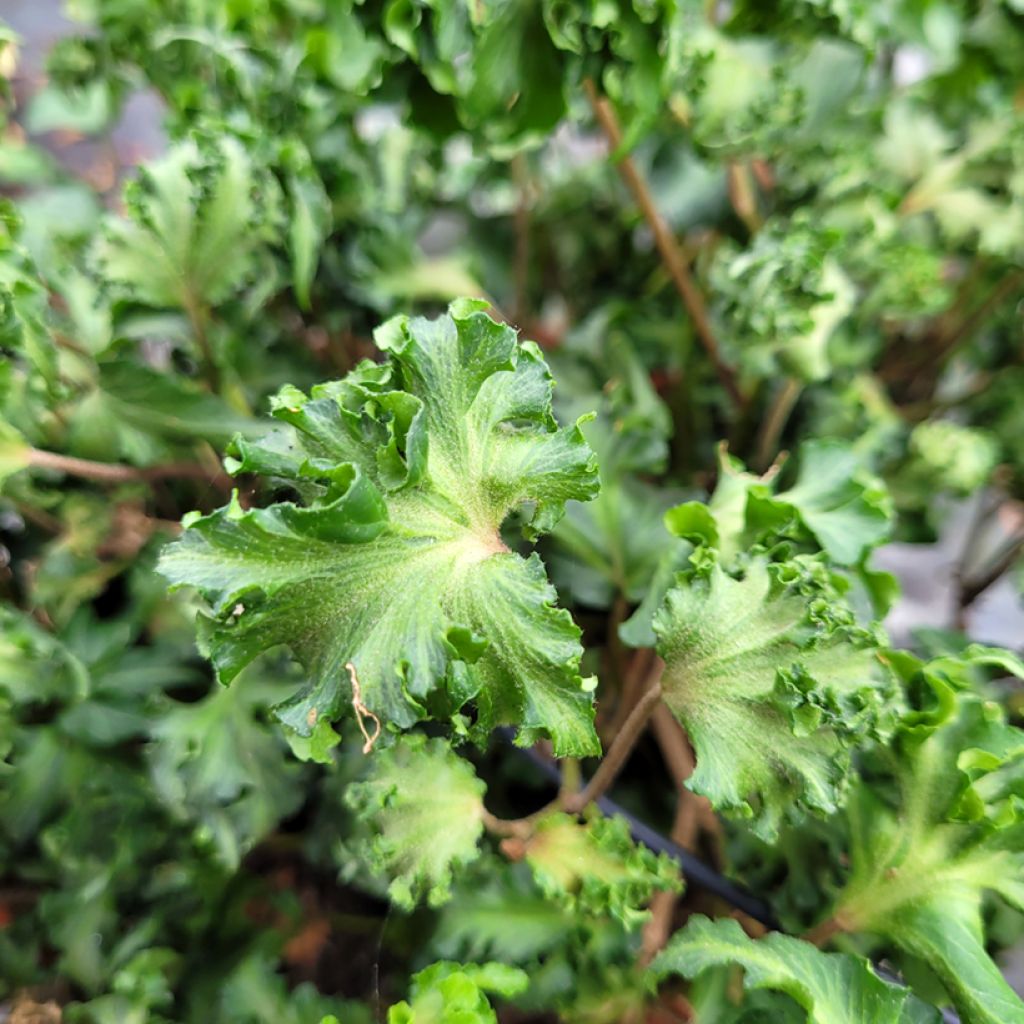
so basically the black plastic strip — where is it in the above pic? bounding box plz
[501,732,961,1023]
[505,734,779,927]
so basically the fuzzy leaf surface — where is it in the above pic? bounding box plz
[344,734,486,909]
[654,557,896,838]
[159,302,600,754]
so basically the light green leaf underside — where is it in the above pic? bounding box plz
[159,302,600,755]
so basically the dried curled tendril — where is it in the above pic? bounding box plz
[346,662,381,754]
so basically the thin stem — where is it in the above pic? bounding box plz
[651,702,723,864]
[727,160,762,233]
[480,807,533,839]
[754,377,801,472]
[603,644,655,743]
[583,78,744,409]
[956,530,1024,624]
[936,269,1024,364]
[564,669,663,814]
[803,915,845,948]
[511,152,531,325]
[639,793,696,967]
[27,447,230,488]
[183,291,221,392]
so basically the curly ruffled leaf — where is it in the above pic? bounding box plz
[746,440,893,566]
[660,440,892,572]
[381,961,528,1024]
[827,650,1024,1024]
[652,916,939,1024]
[654,556,896,839]
[518,813,681,930]
[96,136,283,311]
[344,734,486,909]
[159,301,600,755]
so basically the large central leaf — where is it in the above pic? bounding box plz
[159,301,600,755]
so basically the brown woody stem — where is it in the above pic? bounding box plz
[583,78,744,409]
[27,448,230,488]
[803,915,845,947]
[564,668,663,814]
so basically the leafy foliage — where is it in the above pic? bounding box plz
[653,915,939,1024]
[822,649,1024,1023]
[652,555,895,839]
[2,0,1024,1020]
[519,813,681,929]
[382,961,529,1024]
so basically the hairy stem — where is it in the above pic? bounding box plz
[583,79,744,409]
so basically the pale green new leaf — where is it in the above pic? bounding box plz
[652,916,939,1024]
[344,734,486,909]
[521,813,681,929]
[662,441,892,569]
[159,302,600,755]
[383,961,528,1024]
[654,556,896,838]
[747,440,893,566]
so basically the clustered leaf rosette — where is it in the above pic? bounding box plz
[159,301,601,756]
[821,648,1024,1024]
[653,915,940,1024]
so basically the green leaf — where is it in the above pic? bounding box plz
[386,960,529,1024]
[747,440,893,566]
[652,916,939,1024]
[344,734,486,909]
[888,898,1024,1024]
[159,302,600,755]
[521,813,681,929]
[432,861,575,963]
[826,650,1024,1024]
[653,556,896,839]
[96,136,283,312]
[148,672,305,869]
[66,361,263,466]
[285,160,330,311]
